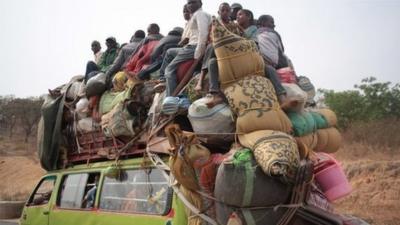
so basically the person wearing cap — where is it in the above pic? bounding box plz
[105,30,146,83]
[230,3,242,21]
[159,0,212,96]
[137,27,184,80]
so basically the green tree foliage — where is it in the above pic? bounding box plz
[321,77,400,128]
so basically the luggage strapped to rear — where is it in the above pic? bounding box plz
[144,116,315,225]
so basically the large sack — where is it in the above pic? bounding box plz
[99,89,131,116]
[101,103,138,137]
[65,81,84,101]
[314,127,342,153]
[86,72,107,97]
[188,97,235,147]
[165,125,210,191]
[211,19,264,89]
[295,132,318,150]
[99,91,120,115]
[224,75,292,134]
[239,130,300,177]
[317,108,338,127]
[77,117,97,133]
[214,148,291,208]
[287,111,317,137]
[282,83,308,112]
[310,111,329,129]
[75,97,89,119]
[37,94,65,171]
[297,76,316,105]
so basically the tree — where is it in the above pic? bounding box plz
[321,89,365,128]
[321,77,400,128]
[14,98,43,142]
[1,96,43,142]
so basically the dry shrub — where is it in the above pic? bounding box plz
[342,118,400,151]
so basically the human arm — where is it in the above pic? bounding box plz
[257,32,280,67]
[194,12,211,59]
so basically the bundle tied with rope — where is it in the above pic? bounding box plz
[239,130,300,179]
[165,124,211,225]
[211,17,265,90]
[224,75,292,134]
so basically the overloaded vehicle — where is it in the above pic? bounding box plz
[22,13,369,225]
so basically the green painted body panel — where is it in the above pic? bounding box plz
[20,157,185,225]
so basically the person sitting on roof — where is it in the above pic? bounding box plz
[92,40,103,65]
[125,23,164,80]
[178,4,192,47]
[257,15,290,69]
[236,9,258,42]
[84,40,102,81]
[136,27,184,81]
[85,37,119,83]
[105,30,146,84]
[158,0,211,96]
[195,2,243,106]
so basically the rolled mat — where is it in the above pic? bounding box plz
[211,18,264,89]
[239,130,300,177]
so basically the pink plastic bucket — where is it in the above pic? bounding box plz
[314,153,352,202]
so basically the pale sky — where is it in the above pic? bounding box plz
[0,0,399,97]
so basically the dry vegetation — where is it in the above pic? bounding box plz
[0,120,399,224]
[333,120,400,225]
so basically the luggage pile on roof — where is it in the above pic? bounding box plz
[37,3,369,224]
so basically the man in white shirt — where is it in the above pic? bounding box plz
[159,0,211,96]
[91,40,103,65]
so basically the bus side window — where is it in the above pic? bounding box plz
[27,176,56,206]
[57,173,100,209]
[99,168,172,215]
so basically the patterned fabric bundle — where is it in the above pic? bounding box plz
[314,127,342,153]
[211,18,265,89]
[239,130,300,177]
[224,75,292,134]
